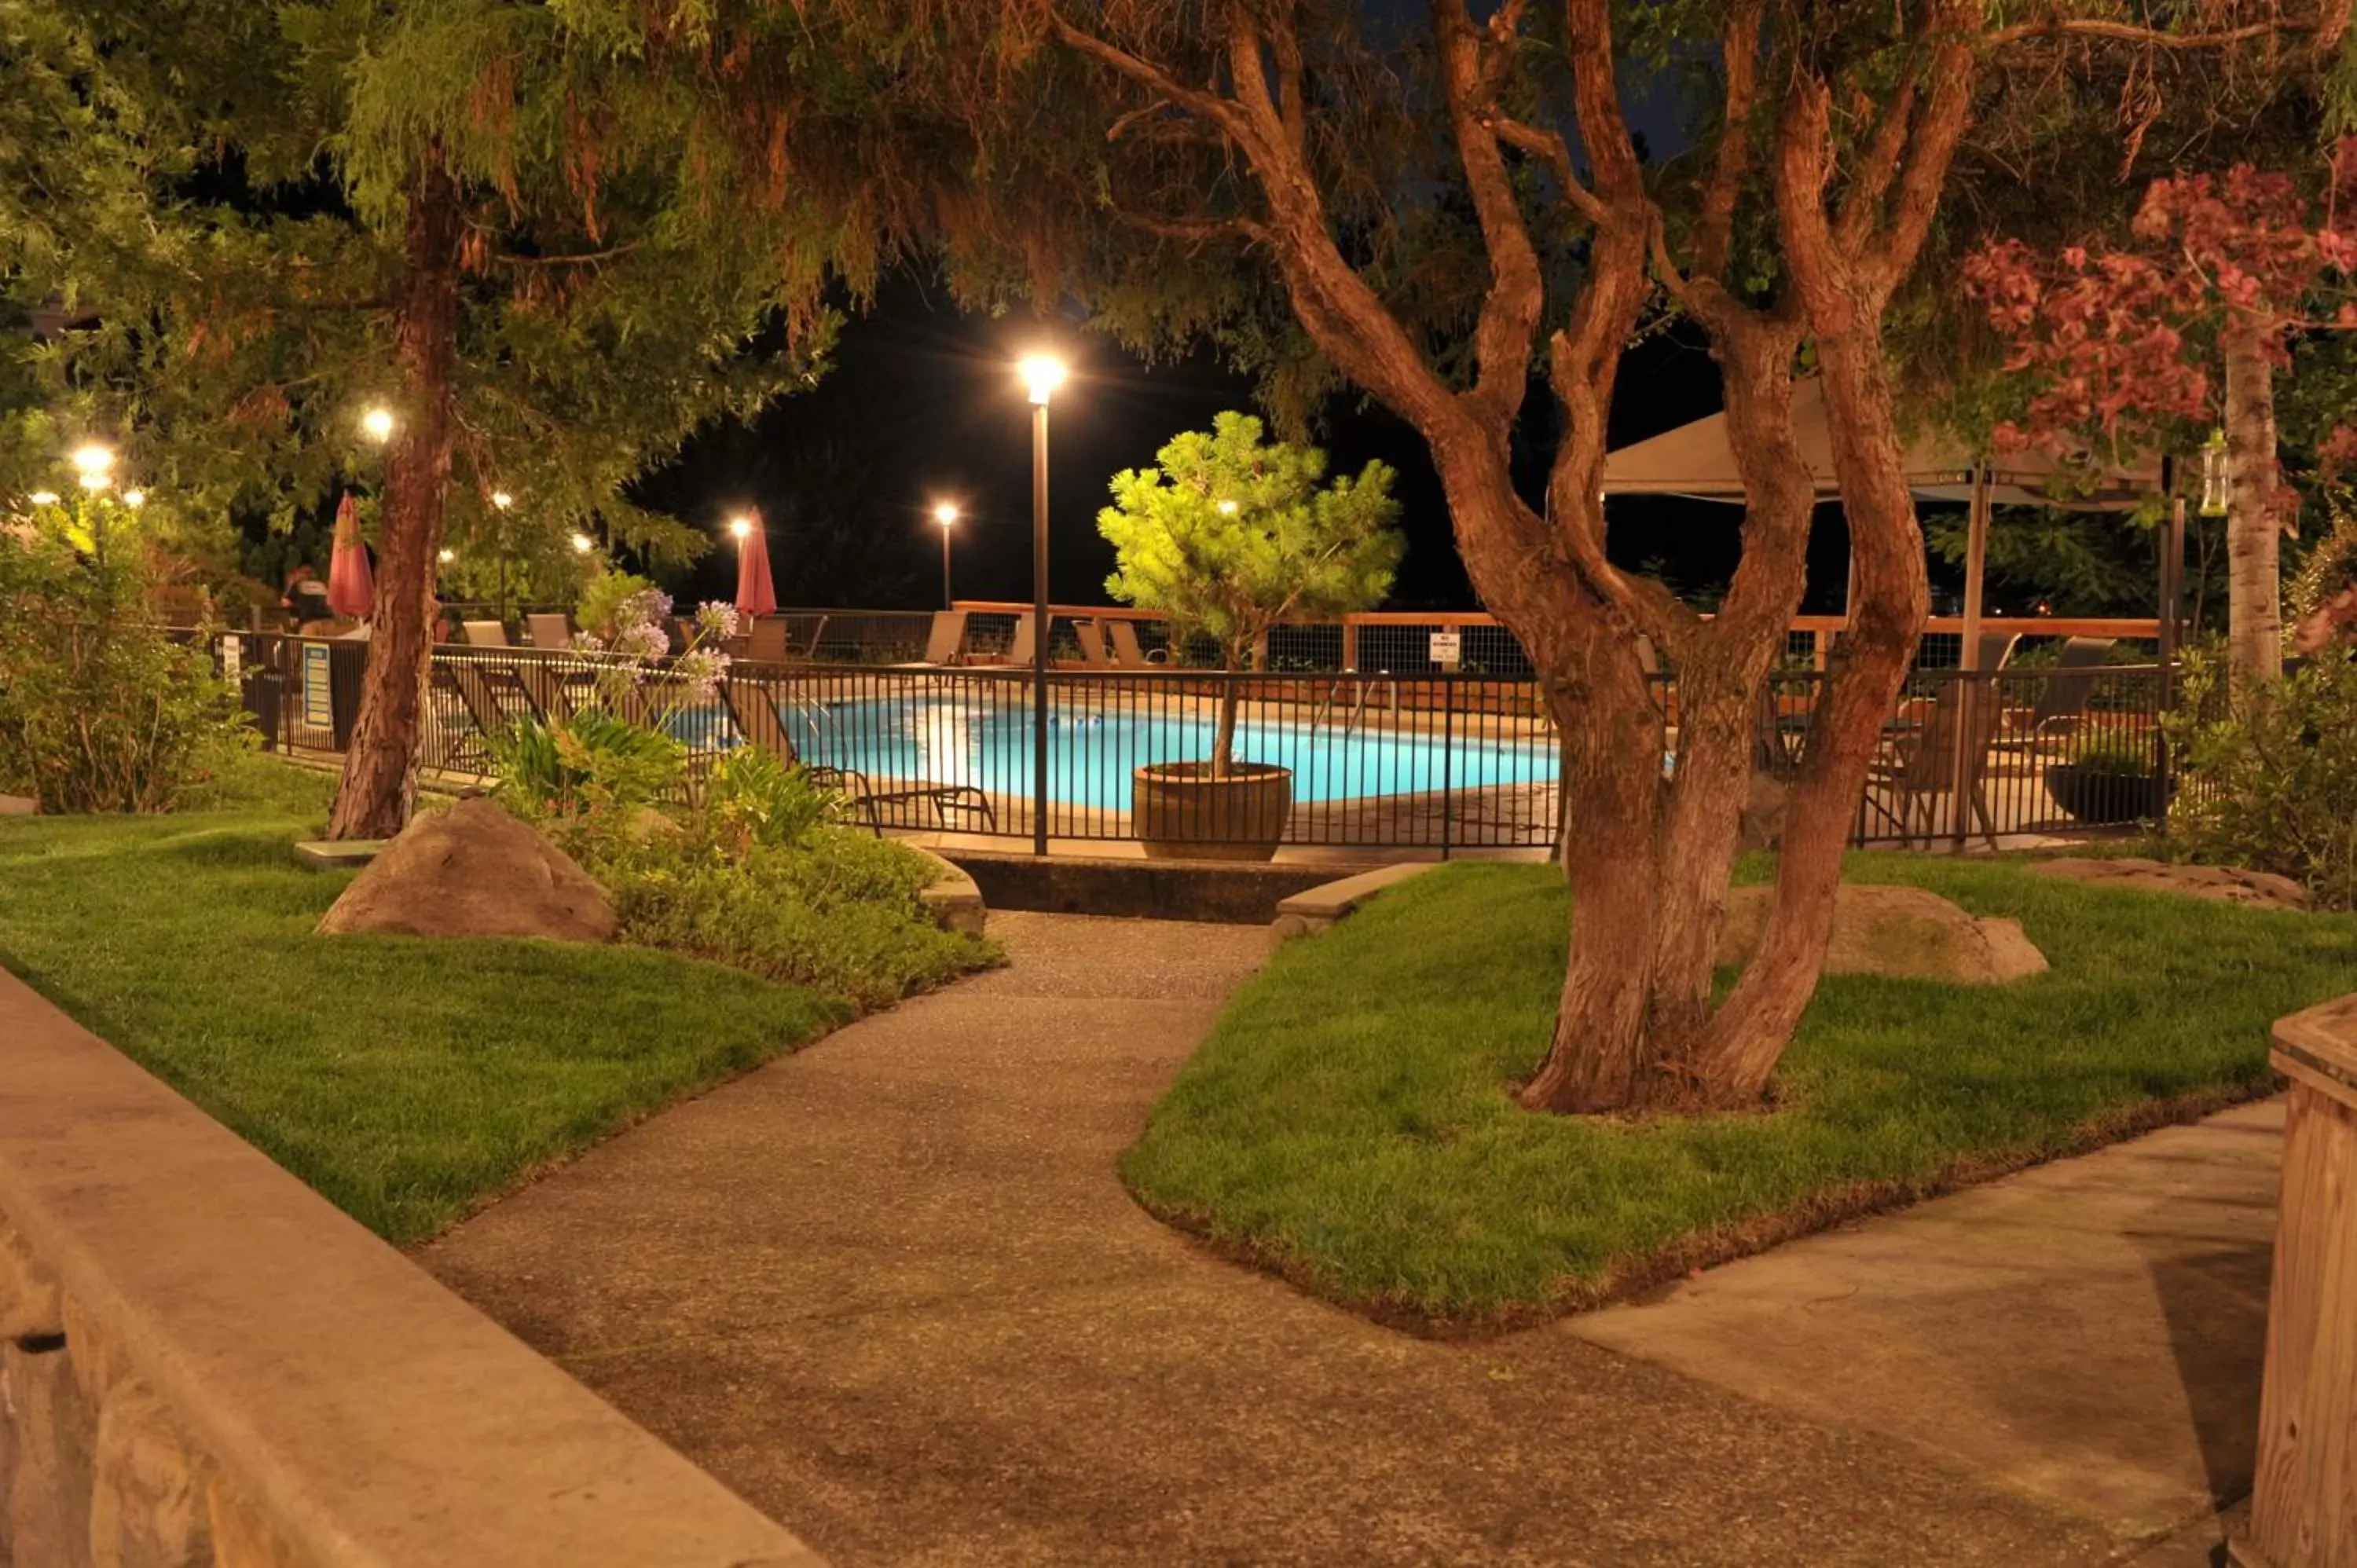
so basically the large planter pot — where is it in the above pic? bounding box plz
[2047,762,2168,826]
[1133,761,1293,862]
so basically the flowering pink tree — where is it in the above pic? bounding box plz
[1965,145,2357,683]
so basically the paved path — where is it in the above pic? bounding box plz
[423,913,2256,1567]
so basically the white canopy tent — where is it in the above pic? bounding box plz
[1600,378,2168,667]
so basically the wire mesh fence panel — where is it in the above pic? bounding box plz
[195,627,2180,858]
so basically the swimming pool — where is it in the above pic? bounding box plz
[760,692,1559,812]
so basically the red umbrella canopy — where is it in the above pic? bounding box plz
[735,510,779,619]
[326,493,376,619]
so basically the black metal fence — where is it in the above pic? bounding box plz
[210,630,2187,855]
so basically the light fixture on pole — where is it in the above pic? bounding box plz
[27,490,59,507]
[933,501,960,608]
[361,407,395,444]
[1216,499,1239,516]
[2199,428,2231,517]
[570,530,595,554]
[122,489,145,509]
[729,514,753,540]
[1018,356,1065,855]
[438,548,456,564]
[491,490,513,511]
[71,444,115,479]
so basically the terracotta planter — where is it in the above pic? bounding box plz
[1133,761,1293,862]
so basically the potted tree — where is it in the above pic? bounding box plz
[1098,412,1401,859]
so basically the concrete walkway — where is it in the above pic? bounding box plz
[423,913,2267,1567]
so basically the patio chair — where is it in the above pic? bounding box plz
[1002,612,1039,668]
[1862,677,2008,847]
[1999,636,2117,752]
[888,610,971,669]
[738,616,793,665]
[1074,619,1115,668]
[717,676,996,834]
[461,619,510,647]
[526,613,571,650]
[1106,619,1168,669]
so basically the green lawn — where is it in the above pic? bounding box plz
[1122,856,2357,1328]
[0,760,848,1244]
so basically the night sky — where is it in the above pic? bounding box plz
[635,272,1871,620]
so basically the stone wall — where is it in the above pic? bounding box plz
[0,969,825,1568]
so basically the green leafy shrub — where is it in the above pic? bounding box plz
[2166,650,2357,909]
[2060,727,2159,779]
[560,811,995,1009]
[704,744,837,850]
[0,524,250,812]
[486,708,686,818]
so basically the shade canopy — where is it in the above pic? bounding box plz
[734,510,779,619]
[1601,378,2160,510]
[326,492,375,619]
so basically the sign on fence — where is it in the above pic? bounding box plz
[302,644,333,729]
[1428,630,1462,669]
[220,636,242,681]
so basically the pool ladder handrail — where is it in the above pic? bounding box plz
[1307,669,1397,738]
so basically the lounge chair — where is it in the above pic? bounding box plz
[526,613,571,650]
[889,610,970,669]
[1105,620,1168,669]
[717,676,995,834]
[1863,677,2008,847]
[461,619,510,647]
[738,617,793,665]
[999,612,1039,667]
[2000,636,2116,751]
[1074,619,1115,668]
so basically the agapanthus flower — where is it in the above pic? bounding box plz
[695,601,741,642]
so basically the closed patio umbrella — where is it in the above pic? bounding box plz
[735,508,779,619]
[326,493,376,619]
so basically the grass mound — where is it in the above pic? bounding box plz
[0,763,853,1243]
[1121,855,2357,1329]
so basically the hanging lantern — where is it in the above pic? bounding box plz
[2198,428,2231,517]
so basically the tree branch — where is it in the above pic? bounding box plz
[1692,0,1763,283]
[1984,16,2312,50]
[1436,0,1549,421]
[1483,114,1610,226]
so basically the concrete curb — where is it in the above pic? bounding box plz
[1267,863,1439,950]
[907,844,988,937]
[0,968,825,1566]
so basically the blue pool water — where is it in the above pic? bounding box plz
[727,693,1557,811]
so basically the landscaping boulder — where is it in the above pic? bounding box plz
[1716,883,2047,984]
[315,797,615,941]
[2025,855,2310,910]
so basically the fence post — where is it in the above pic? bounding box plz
[1341,617,1360,673]
[1440,676,1454,862]
[2234,994,2357,1568]
[1950,669,1974,853]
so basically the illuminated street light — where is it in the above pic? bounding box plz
[1014,354,1068,854]
[1216,499,1240,516]
[27,490,59,506]
[361,407,396,443]
[71,443,115,478]
[491,490,513,510]
[438,548,456,563]
[122,489,146,508]
[728,515,753,540]
[1019,355,1067,406]
[570,531,595,553]
[933,501,961,607]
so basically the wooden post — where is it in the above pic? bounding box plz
[1342,617,1360,673]
[2234,993,2357,1568]
[1961,464,1991,672]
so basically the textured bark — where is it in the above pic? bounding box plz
[326,159,463,841]
[1054,0,1974,1113]
[2222,326,2286,687]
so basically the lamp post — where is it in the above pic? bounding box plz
[1019,355,1066,855]
[933,501,959,608]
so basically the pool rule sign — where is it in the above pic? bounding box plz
[1429,629,1462,670]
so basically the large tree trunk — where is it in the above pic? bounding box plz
[2222,325,2286,688]
[326,159,463,841]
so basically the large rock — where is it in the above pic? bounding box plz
[315,797,615,942]
[1716,883,2047,984]
[2025,855,2310,910]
